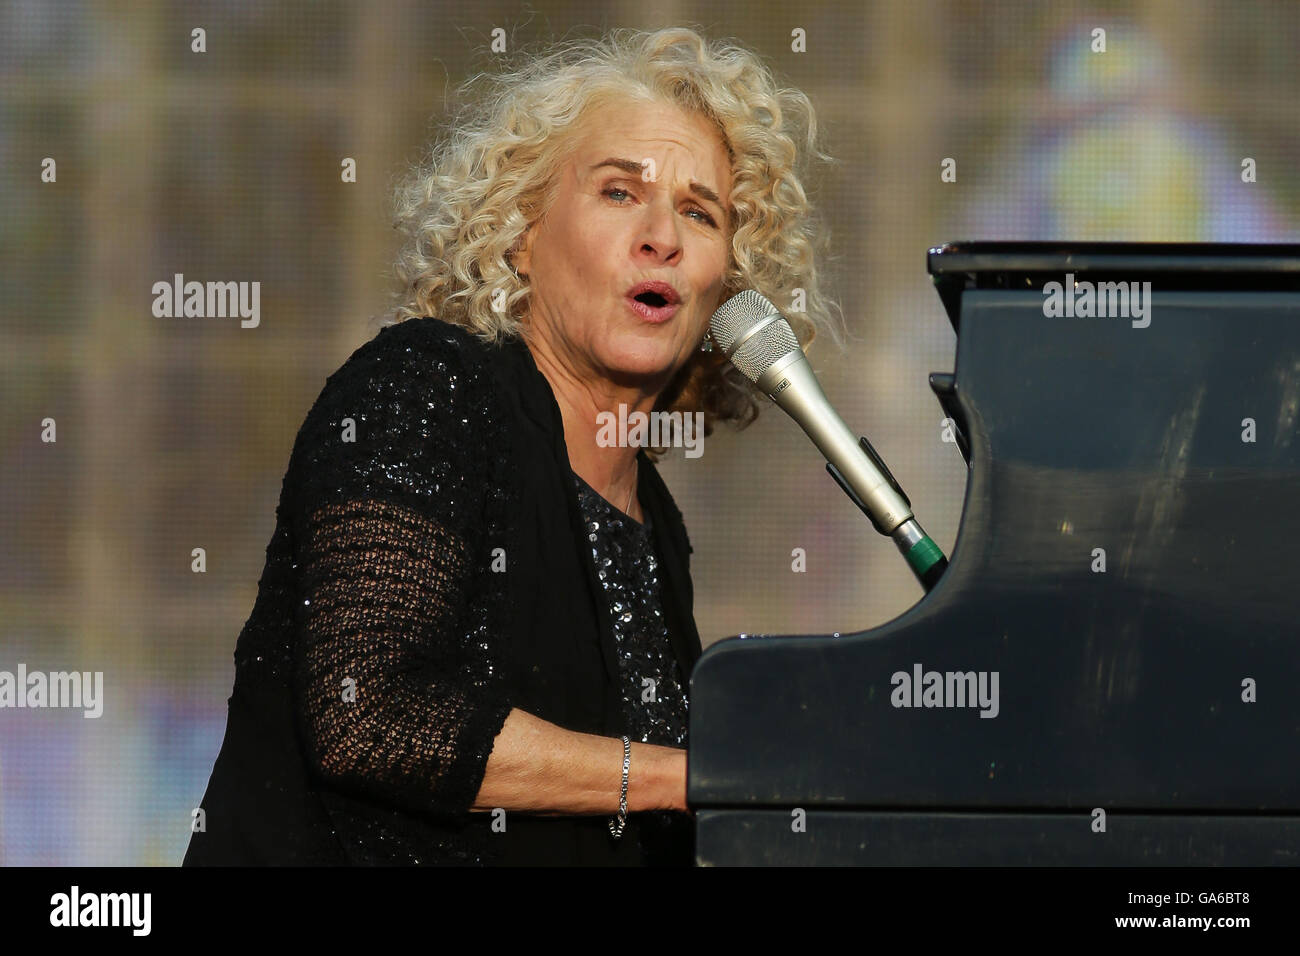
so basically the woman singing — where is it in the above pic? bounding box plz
[184,25,838,866]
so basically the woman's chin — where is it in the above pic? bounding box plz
[602,341,685,382]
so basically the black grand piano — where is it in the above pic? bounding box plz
[688,242,1300,865]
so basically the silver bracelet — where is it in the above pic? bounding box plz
[608,735,631,839]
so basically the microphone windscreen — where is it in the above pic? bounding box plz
[709,290,802,383]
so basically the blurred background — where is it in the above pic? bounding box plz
[2,0,1298,865]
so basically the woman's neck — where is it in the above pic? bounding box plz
[524,336,649,521]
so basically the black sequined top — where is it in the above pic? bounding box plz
[184,317,703,867]
[570,471,689,749]
[571,473,694,867]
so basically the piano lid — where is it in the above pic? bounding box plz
[928,240,1300,332]
[689,242,1300,831]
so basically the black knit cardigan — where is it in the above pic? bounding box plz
[183,317,703,866]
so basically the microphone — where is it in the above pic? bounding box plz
[709,289,948,592]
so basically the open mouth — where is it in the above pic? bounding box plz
[626,281,680,322]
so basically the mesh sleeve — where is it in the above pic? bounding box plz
[284,320,513,818]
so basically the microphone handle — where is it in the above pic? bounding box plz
[889,517,949,594]
[756,350,949,591]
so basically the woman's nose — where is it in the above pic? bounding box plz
[634,193,683,254]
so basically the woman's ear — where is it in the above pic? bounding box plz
[511,223,537,279]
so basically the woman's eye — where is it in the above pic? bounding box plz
[603,187,716,227]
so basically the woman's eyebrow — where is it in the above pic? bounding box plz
[589,157,724,211]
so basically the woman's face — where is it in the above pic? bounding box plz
[513,98,733,395]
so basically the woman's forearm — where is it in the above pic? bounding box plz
[469,707,687,815]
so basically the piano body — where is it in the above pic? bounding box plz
[688,242,1300,865]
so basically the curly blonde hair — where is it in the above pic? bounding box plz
[383,26,844,450]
